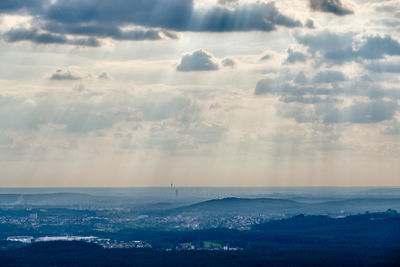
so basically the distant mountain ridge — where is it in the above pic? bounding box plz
[165,197,400,216]
[0,193,114,208]
[1,193,400,215]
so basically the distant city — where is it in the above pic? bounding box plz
[0,187,399,258]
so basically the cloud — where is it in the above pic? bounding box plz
[73,84,85,92]
[0,0,45,14]
[294,30,354,64]
[277,100,398,124]
[222,58,235,67]
[217,0,239,7]
[305,19,316,29]
[374,2,400,14]
[49,70,81,81]
[356,35,400,59]
[138,95,198,122]
[277,104,316,123]
[309,0,353,16]
[178,123,227,144]
[294,72,309,85]
[71,37,101,47]
[255,72,400,100]
[98,72,111,79]
[60,109,115,133]
[43,23,177,41]
[113,29,178,41]
[255,79,287,96]
[43,0,193,30]
[1,1,302,46]
[285,48,308,64]
[320,101,398,124]
[280,96,341,104]
[294,30,400,64]
[0,90,201,134]
[3,28,101,47]
[259,54,271,61]
[177,50,219,72]
[312,70,347,83]
[255,78,334,96]
[365,61,400,73]
[44,1,301,32]
[0,132,13,146]
[190,2,302,32]
[0,1,304,47]
[383,121,400,135]
[0,86,228,157]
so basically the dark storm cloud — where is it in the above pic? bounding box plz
[42,1,301,32]
[309,0,353,16]
[294,30,400,64]
[1,1,302,46]
[0,0,47,14]
[4,28,67,44]
[177,50,219,72]
[3,28,100,47]
[43,22,178,41]
[42,0,193,31]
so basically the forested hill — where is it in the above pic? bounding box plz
[1,211,399,266]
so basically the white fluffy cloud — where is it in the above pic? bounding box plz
[177,49,219,72]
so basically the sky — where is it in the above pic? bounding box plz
[0,0,399,187]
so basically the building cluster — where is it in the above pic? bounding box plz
[175,242,243,251]
[6,235,152,249]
